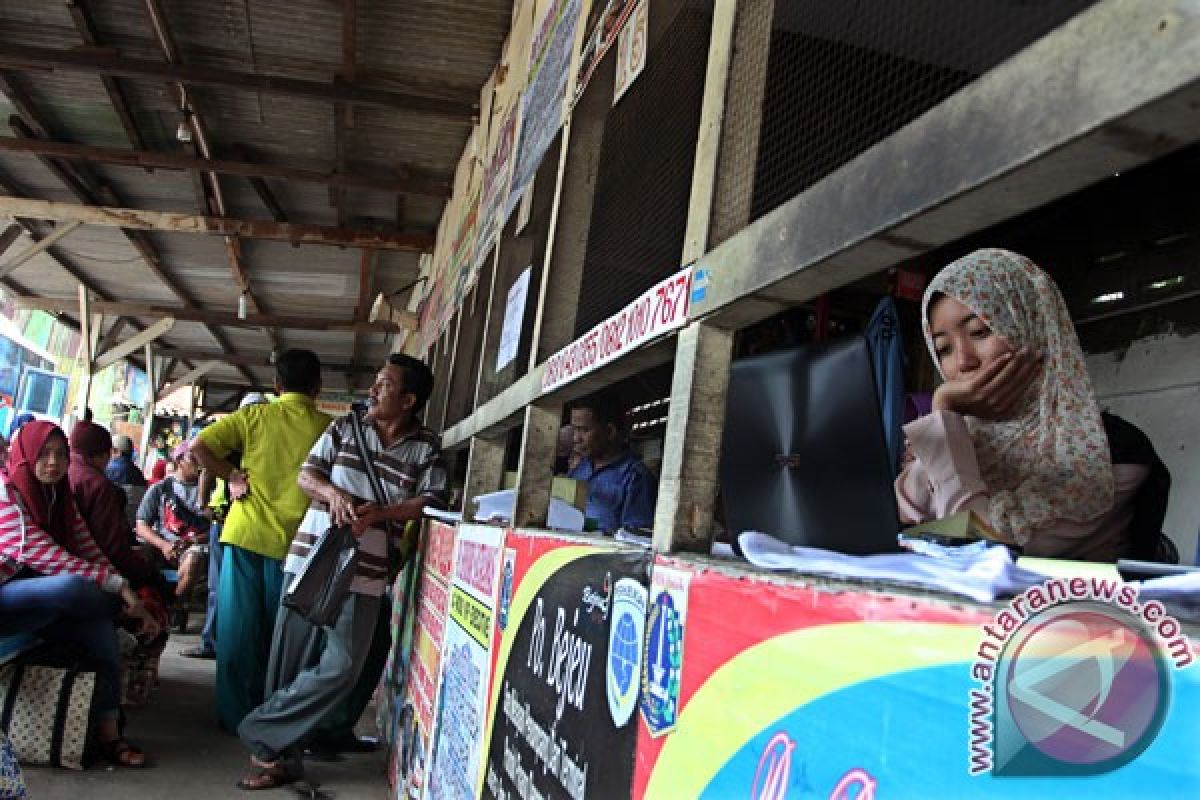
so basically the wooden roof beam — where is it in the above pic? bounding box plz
[0,196,436,251]
[67,0,148,151]
[154,347,375,374]
[12,296,415,333]
[0,41,476,119]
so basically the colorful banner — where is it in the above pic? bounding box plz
[507,0,583,222]
[480,530,651,800]
[427,525,506,800]
[635,557,1200,799]
[390,520,459,799]
[575,0,641,104]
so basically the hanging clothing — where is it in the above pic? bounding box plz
[866,296,906,473]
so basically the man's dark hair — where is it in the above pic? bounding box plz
[387,354,435,412]
[570,391,626,428]
[275,349,322,395]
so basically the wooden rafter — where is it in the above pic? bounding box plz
[349,249,375,389]
[12,296,415,333]
[0,138,452,198]
[0,41,476,118]
[153,347,375,374]
[67,0,147,151]
[0,196,436,251]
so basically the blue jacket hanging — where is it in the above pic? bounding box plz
[866,296,905,474]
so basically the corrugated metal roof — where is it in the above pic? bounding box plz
[0,0,511,405]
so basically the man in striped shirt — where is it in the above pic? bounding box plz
[236,354,447,791]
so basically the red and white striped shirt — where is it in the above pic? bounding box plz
[0,476,124,592]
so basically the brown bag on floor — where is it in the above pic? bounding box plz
[0,663,95,770]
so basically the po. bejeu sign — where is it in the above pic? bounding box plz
[541,266,692,394]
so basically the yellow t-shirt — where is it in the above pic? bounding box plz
[197,393,332,560]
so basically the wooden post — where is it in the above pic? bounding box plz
[77,284,94,418]
[461,434,507,520]
[654,0,740,553]
[512,401,562,528]
[139,343,157,469]
[653,323,733,552]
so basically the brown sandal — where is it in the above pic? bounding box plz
[237,758,302,791]
[98,737,148,768]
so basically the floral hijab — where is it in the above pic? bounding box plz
[921,249,1114,542]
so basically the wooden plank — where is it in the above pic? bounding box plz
[77,285,94,414]
[653,0,739,554]
[67,0,147,151]
[159,361,220,401]
[0,41,477,118]
[0,133,451,197]
[0,196,436,251]
[0,220,82,279]
[12,296,415,333]
[92,316,175,371]
[681,0,738,261]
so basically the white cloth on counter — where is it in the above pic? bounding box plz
[470,489,585,532]
[738,531,1046,603]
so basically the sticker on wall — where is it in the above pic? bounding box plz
[608,577,648,728]
[691,266,710,305]
[498,548,516,632]
[640,565,690,737]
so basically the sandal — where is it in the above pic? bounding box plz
[98,737,148,768]
[237,757,302,791]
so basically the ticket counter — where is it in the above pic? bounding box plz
[378,521,1199,799]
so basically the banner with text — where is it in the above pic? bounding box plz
[541,266,691,394]
[427,525,506,800]
[634,557,1200,799]
[481,531,651,800]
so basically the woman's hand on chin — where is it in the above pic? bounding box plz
[933,347,1043,420]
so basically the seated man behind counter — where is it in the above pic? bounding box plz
[567,394,657,533]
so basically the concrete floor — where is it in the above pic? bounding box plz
[22,633,390,800]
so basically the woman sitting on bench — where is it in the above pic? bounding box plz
[0,420,160,768]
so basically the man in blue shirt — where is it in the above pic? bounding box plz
[567,394,658,532]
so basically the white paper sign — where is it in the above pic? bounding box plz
[541,265,692,394]
[496,266,532,371]
[614,0,648,105]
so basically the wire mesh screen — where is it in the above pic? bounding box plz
[714,0,1099,245]
[573,0,714,336]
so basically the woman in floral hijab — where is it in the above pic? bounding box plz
[896,249,1170,560]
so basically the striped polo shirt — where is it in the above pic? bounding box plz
[285,412,448,596]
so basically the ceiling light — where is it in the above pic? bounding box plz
[176,119,193,143]
[237,292,248,320]
[1146,275,1186,291]
[1090,291,1125,305]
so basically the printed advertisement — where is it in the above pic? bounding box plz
[635,557,1199,799]
[427,525,506,800]
[496,267,532,372]
[391,521,459,799]
[481,531,651,800]
[575,0,641,104]
[507,0,583,222]
[612,0,647,105]
[475,105,520,272]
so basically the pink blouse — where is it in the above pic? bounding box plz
[895,411,1147,562]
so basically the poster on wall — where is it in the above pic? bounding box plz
[575,0,642,104]
[427,525,506,800]
[506,0,583,222]
[613,0,647,105]
[475,106,521,273]
[389,521,459,799]
[496,267,532,372]
[480,531,651,800]
[634,557,1200,799]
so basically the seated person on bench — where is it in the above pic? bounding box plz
[567,393,658,533]
[136,442,211,598]
[896,249,1173,562]
[0,421,159,767]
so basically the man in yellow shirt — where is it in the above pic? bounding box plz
[191,350,331,731]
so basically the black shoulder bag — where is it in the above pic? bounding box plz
[282,411,390,627]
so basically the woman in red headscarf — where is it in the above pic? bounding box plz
[0,420,159,768]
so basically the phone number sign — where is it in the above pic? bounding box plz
[541,266,692,394]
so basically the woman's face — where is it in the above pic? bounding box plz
[929,295,1015,381]
[34,433,69,484]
